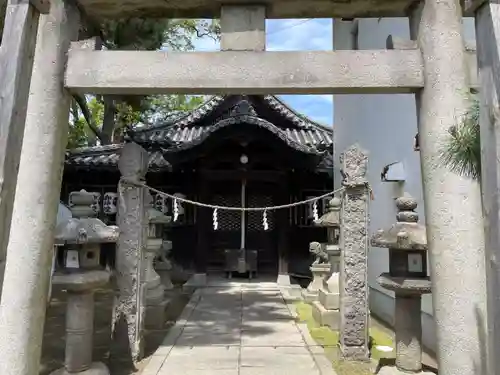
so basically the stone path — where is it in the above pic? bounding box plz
[141,280,336,375]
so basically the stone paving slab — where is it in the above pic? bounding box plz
[240,347,321,375]
[141,281,337,375]
[158,346,240,374]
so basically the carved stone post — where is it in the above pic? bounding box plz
[339,144,370,361]
[112,142,149,363]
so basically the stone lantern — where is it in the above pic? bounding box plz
[51,190,119,375]
[371,194,432,374]
[311,196,342,329]
[302,197,341,302]
[145,205,171,329]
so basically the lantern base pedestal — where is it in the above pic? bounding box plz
[377,365,435,375]
[311,300,340,330]
[183,273,207,291]
[50,362,109,375]
[145,299,170,330]
[302,264,330,302]
[281,285,303,302]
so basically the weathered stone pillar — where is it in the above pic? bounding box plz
[410,2,487,374]
[338,144,370,361]
[0,1,80,374]
[112,142,149,363]
[470,2,500,374]
[0,0,47,275]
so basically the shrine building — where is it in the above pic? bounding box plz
[62,95,334,279]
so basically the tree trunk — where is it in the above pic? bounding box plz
[101,96,116,145]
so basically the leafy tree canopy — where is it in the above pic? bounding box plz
[68,18,219,149]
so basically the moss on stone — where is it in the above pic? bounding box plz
[293,301,395,375]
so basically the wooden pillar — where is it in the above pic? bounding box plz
[195,178,209,275]
[276,181,290,285]
[0,0,49,284]
[0,1,80,374]
[112,142,149,364]
[410,1,488,374]
[472,2,500,374]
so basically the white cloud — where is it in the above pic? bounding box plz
[267,19,332,51]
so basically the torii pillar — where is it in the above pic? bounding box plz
[410,1,488,375]
[0,1,80,374]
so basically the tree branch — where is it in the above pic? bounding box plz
[72,93,104,143]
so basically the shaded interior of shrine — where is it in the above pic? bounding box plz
[62,95,334,278]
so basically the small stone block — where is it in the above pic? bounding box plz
[377,365,436,375]
[301,290,318,302]
[145,300,170,329]
[311,301,340,330]
[319,288,340,310]
[281,288,302,303]
[183,273,207,292]
[50,362,110,375]
[340,345,370,361]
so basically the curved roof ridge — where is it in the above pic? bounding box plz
[163,114,324,156]
[67,143,123,155]
[131,95,226,134]
[263,95,333,132]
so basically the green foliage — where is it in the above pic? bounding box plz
[68,18,220,149]
[441,97,481,180]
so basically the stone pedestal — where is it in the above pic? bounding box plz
[377,274,432,374]
[145,206,171,330]
[183,273,207,292]
[302,264,330,302]
[145,237,167,329]
[277,273,302,302]
[50,271,110,375]
[155,240,174,290]
[312,245,341,329]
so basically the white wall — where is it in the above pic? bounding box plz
[333,16,475,354]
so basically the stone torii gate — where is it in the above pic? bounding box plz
[0,1,499,375]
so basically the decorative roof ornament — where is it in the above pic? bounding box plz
[230,99,257,117]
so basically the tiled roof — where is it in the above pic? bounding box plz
[65,95,333,171]
[65,144,170,171]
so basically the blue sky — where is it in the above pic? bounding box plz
[192,19,333,126]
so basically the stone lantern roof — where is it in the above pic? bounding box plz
[54,190,119,245]
[54,218,119,246]
[314,197,341,227]
[371,194,427,251]
[148,207,172,225]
